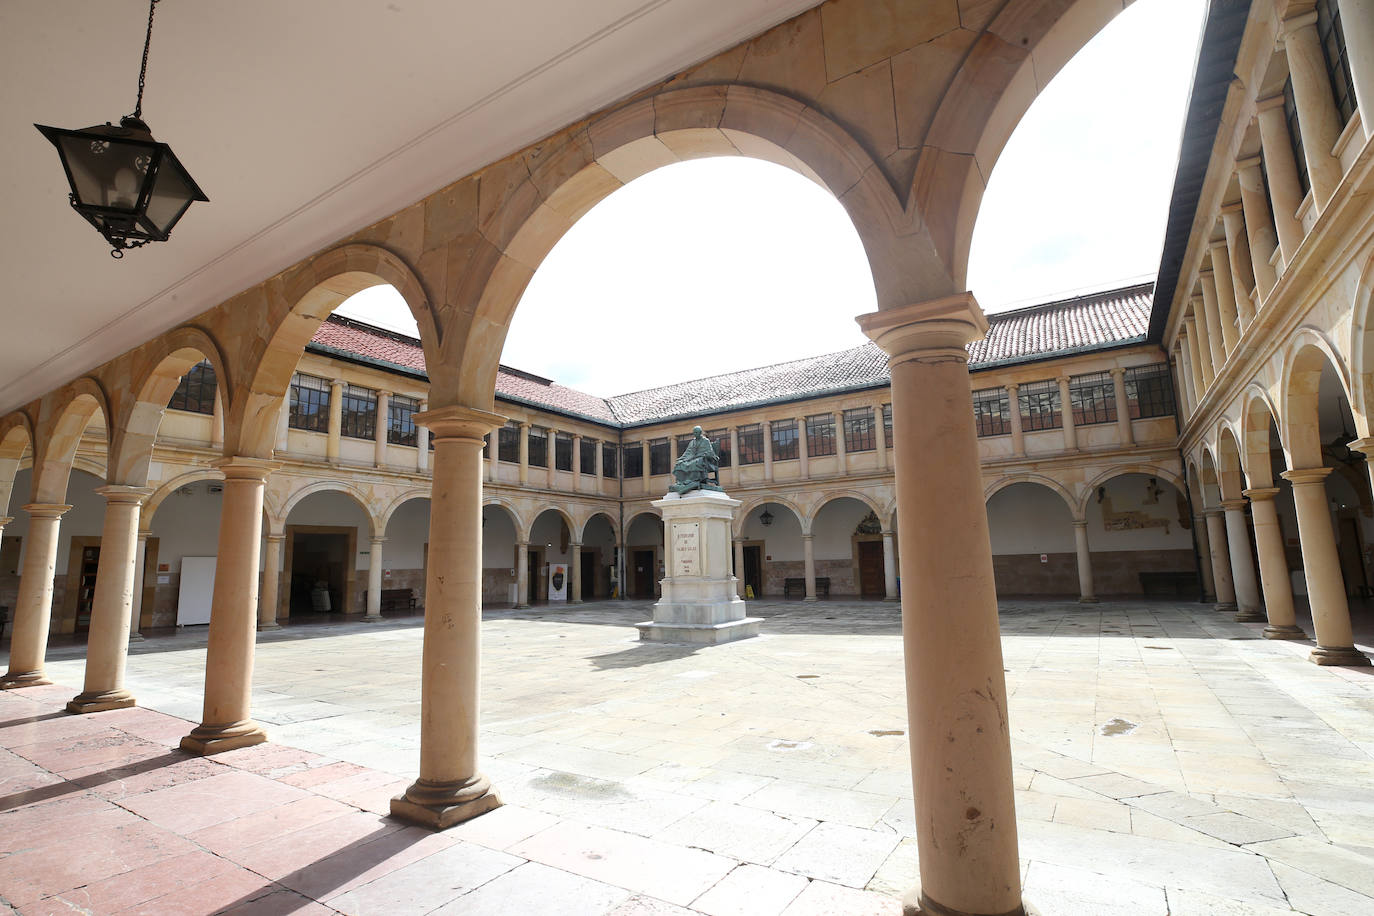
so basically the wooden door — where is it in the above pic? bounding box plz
[858,540,885,597]
[75,545,100,634]
[632,549,654,598]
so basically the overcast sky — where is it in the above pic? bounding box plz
[338,0,1207,398]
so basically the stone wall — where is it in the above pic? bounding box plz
[993,549,1196,597]
[483,568,515,605]
[763,559,859,596]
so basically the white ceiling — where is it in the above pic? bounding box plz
[0,0,819,416]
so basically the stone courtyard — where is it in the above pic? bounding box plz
[2,598,1372,915]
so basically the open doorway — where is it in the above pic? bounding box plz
[286,526,354,616]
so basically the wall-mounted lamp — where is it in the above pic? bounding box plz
[759,507,774,527]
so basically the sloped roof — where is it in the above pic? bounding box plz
[307,282,1154,427]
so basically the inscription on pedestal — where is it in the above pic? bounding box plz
[673,522,700,577]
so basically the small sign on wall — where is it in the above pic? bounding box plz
[673,522,700,577]
[1039,554,1048,564]
[548,563,568,601]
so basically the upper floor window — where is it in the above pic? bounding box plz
[972,387,1010,437]
[1317,0,1356,126]
[602,441,618,478]
[528,427,548,468]
[649,438,670,475]
[168,360,216,415]
[497,422,520,463]
[708,428,731,468]
[387,395,419,446]
[623,442,644,478]
[288,373,330,433]
[554,433,573,472]
[677,433,696,462]
[737,424,763,465]
[340,385,377,440]
[771,420,798,461]
[883,403,893,448]
[1070,372,1116,426]
[1124,364,1176,419]
[1283,79,1311,198]
[806,414,836,457]
[581,438,597,474]
[1018,379,1061,431]
[843,408,876,452]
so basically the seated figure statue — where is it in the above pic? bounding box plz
[670,426,722,495]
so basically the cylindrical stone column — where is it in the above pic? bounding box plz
[546,429,557,490]
[801,533,817,602]
[570,543,582,604]
[1196,278,1226,370]
[374,390,392,468]
[327,379,344,463]
[1282,468,1372,665]
[1191,298,1217,387]
[874,403,889,469]
[834,412,848,474]
[69,486,152,713]
[882,529,899,601]
[1340,0,1374,138]
[572,435,582,493]
[1109,368,1133,445]
[763,422,774,481]
[1072,519,1097,603]
[417,400,430,472]
[1006,384,1025,456]
[1174,344,1197,417]
[1057,376,1077,450]
[366,536,386,620]
[1243,488,1305,639]
[859,294,1027,916]
[1183,319,1207,401]
[728,428,739,486]
[1204,509,1238,612]
[518,422,530,486]
[390,405,505,828]
[1221,499,1264,622]
[1281,11,1346,210]
[733,537,746,598]
[259,534,283,630]
[1254,96,1307,263]
[1221,206,1256,328]
[797,417,810,478]
[1236,157,1279,300]
[130,531,149,641]
[514,541,530,609]
[1,504,71,689]
[181,458,278,754]
[1193,512,1217,600]
[1208,240,1242,352]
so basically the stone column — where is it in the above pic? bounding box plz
[797,417,810,478]
[763,423,774,481]
[391,405,505,828]
[514,541,530,609]
[1340,0,1374,139]
[1255,96,1307,263]
[259,534,283,630]
[874,403,889,469]
[181,458,279,754]
[1243,488,1306,639]
[1109,368,1133,446]
[546,429,558,490]
[570,543,582,604]
[571,434,582,493]
[1057,376,1077,450]
[1190,299,1217,388]
[417,400,430,472]
[276,401,290,454]
[801,533,817,602]
[1208,240,1242,352]
[729,428,740,486]
[882,529,899,601]
[374,390,391,468]
[0,504,71,689]
[1281,468,1372,665]
[1193,512,1217,600]
[68,486,151,713]
[130,531,148,641]
[835,412,848,474]
[594,438,605,490]
[1196,281,1226,372]
[1183,319,1207,402]
[211,393,225,449]
[733,537,746,598]
[1221,499,1264,622]
[366,536,386,621]
[1220,206,1256,328]
[859,294,1026,916]
[327,379,344,463]
[1281,11,1346,211]
[640,441,650,490]
[1174,342,1197,417]
[1072,519,1097,603]
[1236,157,1279,300]
[1204,508,1238,612]
[518,422,530,486]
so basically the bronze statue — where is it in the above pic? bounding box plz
[670,426,722,494]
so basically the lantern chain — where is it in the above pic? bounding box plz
[129,0,160,122]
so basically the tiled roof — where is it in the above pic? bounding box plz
[307,282,1154,426]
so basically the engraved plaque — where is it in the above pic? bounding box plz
[673,522,700,577]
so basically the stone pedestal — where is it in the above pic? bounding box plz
[637,490,760,644]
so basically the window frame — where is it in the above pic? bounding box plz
[843,407,876,452]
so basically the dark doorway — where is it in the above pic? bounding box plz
[1337,516,1367,598]
[580,550,596,600]
[743,544,763,599]
[528,548,542,605]
[74,544,100,634]
[858,540,885,597]
[289,531,348,616]
[632,549,655,598]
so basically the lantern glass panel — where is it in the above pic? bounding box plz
[58,133,152,213]
[144,154,197,235]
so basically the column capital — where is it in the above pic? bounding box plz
[881,529,895,538]
[572,433,582,441]
[1208,236,1229,252]
[1242,487,1280,501]
[569,541,582,549]
[1198,268,1215,283]
[519,420,531,429]
[1281,467,1332,486]
[95,485,154,506]
[1280,9,1319,35]
[856,292,987,364]
[1346,436,1374,455]
[1220,201,1244,218]
[1005,381,1019,392]
[732,536,745,544]
[1071,518,1088,529]
[417,405,507,441]
[1256,93,1286,114]
[210,457,280,481]
[1108,366,1125,378]
[1201,506,1225,518]
[330,377,346,388]
[266,533,287,543]
[800,533,814,541]
[1220,498,1249,511]
[515,540,530,548]
[0,516,11,527]
[370,536,388,545]
[1056,375,1071,385]
[1183,314,1198,328]
[1235,154,1262,173]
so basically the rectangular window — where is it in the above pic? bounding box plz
[497,422,520,463]
[649,438,670,475]
[581,438,597,475]
[1284,79,1311,198]
[288,373,330,432]
[972,387,1010,437]
[677,433,695,461]
[1018,379,1061,431]
[1317,0,1356,126]
[528,427,548,468]
[602,441,618,479]
[1069,372,1116,426]
[806,414,836,456]
[883,404,893,448]
[708,428,730,468]
[843,407,876,452]
[555,433,573,471]
[737,424,763,465]
[167,360,217,415]
[771,420,798,461]
[623,442,643,478]
[340,385,377,440]
[387,395,419,446]
[1124,364,1177,419]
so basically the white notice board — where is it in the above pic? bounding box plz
[177,556,216,626]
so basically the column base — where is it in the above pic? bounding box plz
[1309,645,1373,667]
[1078,596,1100,604]
[0,671,52,690]
[180,719,268,755]
[257,620,282,631]
[390,775,502,830]
[1214,602,1238,613]
[67,688,136,714]
[362,614,383,623]
[129,631,145,642]
[902,884,1038,916]
[570,599,583,605]
[1233,607,1267,622]
[884,596,900,602]
[513,603,530,610]
[803,596,818,603]
[1262,624,1308,640]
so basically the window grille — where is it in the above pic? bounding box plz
[1070,372,1116,426]
[623,442,643,478]
[602,441,618,478]
[1124,364,1176,419]
[708,429,731,468]
[528,427,548,468]
[843,408,876,452]
[581,438,596,474]
[771,420,798,461]
[737,424,763,465]
[677,433,695,460]
[807,415,836,456]
[288,373,330,432]
[1317,0,1356,126]
[497,422,520,463]
[649,438,670,475]
[1018,379,1062,431]
[167,360,216,415]
[883,404,893,448]
[340,385,377,440]
[555,433,573,471]
[971,388,1009,437]
[387,395,419,446]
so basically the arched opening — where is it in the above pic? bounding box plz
[116,333,229,486]
[1083,472,1195,597]
[526,508,576,605]
[624,511,664,600]
[481,503,520,607]
[810,495,886,599]
[985,480,1076,598]
[580,512,617,601]
[735,500,803,599]
[282,487,375,618]
[382,496,431,614]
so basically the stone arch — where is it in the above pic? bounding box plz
[228,244,442,459]
[1215,426,1245,501]
[805,489,885,532]
[1078,465,1186,519]
[142,467,225,529]
[576,510,620,544]
[984,473,1078,520]
[281,480,380,539]
[523,504,576,545]
[1198,447,1222,508]
[1349,249,1374,430]
[32,377,112,504]
[1240,386,1282,489]
[381,488,434,533]
[1281,329,1354,470]
[734,494,805,538]
[481,497,525,538]
[110,325,231,487]
[0,411,35,517]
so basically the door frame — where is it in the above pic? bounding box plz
[283,524,358,615]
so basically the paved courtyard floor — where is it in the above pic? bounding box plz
[2,598,1373,915]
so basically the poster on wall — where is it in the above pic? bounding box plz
[548,563,568,601]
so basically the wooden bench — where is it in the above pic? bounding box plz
[365,588,417,613]
[1138,571,1199,599]
[782,577,830,598]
